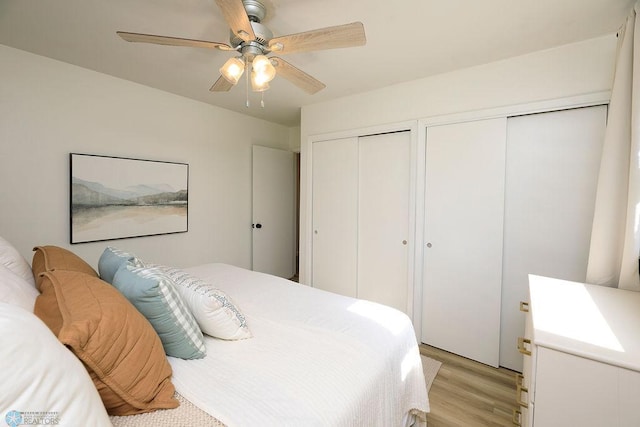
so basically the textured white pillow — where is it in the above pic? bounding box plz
[0,265,39,311]
[0,236,35,287]
[157,265,252,340]
[0,303,111,427]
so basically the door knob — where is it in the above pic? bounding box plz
[426,242,432,248]
[252,223,263,229]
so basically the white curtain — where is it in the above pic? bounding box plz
[586,1,640,291]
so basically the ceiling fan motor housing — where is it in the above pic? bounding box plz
[230,21,272,50]
[230,0,272,55]
[243,0,267,22]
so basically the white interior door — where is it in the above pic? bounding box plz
[358,132,411,313]
[422,118,506,367]
[311,138,359,296]
[252,145,295,278]
[500,106,607,371]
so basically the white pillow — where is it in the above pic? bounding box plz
[0,303,111,427]
[155,265,252,340]
[0,236,35,287]
[0,265,39,311]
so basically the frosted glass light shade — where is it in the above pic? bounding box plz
[251,71,270,92]
[252,55,276,83]
[219,57,245,85]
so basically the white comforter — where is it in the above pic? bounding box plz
[169,264,429,427]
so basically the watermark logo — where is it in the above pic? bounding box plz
[5,411,23,427]
[4,410,60,426]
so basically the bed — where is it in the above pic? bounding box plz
[0,238,429,427]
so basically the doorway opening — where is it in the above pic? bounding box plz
[293,152,300,282]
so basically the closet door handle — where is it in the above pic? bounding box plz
[519,301,529,312]
[517,337,531,356]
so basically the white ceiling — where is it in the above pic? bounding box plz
[0,0,633,127]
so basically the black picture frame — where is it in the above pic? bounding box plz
[70,153,189,244]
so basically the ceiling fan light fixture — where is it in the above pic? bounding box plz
[252,55,276,83]
[251,74,270,92]
[220,57,245,85]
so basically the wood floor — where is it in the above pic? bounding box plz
[420,344,518,427]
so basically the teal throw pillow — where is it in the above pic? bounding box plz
[98,247,143,284]
[112,263,206,360]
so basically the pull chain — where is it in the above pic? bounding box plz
[261,91,265,108]
[245,57,250,108]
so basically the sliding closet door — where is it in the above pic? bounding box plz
[500,106,607,371]
[422,118,506,367]
[311,138,358,297]
[358,132,411,313]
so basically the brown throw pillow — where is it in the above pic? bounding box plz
[34,270,179,415]
[32,245,98,290]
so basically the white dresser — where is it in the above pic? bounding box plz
[515,275,640,427]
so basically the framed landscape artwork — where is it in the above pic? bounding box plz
[70,153,188,244]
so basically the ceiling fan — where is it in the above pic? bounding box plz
[117,0,366,103]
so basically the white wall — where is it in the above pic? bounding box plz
[0,45,291,270]
[288,126,301,152]
[299,35,618,283]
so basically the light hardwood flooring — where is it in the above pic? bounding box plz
[420,344,518,427]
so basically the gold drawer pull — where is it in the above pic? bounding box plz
[515,373,524,387]
[519,301,529,312]
[512,408,522,426]
[517,337,532,356]
[516,383,529,408]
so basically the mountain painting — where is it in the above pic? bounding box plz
[70,153,188,243]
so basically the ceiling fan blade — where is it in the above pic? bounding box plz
[117,32,233,51]
[271,57,325,94]
[215,0,256,42]
[210,75,235,92]
[268,22,366,55]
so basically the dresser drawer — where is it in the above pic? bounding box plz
[534,347,618,426]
